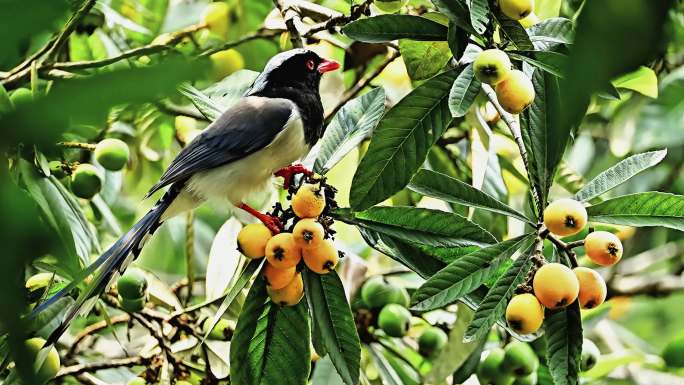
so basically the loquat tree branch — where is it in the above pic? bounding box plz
[66,314,131,357]
[55,356,148,380]
[274,0,305,48]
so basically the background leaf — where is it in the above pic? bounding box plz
[205,218,244,300]
[350,69,458,210]
[341,15,448,43]
[575,150,667,202]
[303,271,360,385]
[431,0,477,35]
[545,302,583,385]
[448,63,481,117]
[230,278,311,385]
[586,192,684,231]
[314,87,385,174]
[399,40,452,81]
[492,10,534,50]
[468,0,489,34]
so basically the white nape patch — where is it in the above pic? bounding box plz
[186,99,309,206]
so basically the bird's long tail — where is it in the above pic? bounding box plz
[30,183,184,345]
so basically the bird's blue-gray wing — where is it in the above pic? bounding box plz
[145,97,294,197]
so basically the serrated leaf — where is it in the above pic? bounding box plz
[492,10,534,50]
[545,302,583,385]
[448,63,481,117]
[341,15,448,43]
[336,206,496,248]
[230,278,311,385]
[350,69,458,210]
[303,271,360,385]
[409,169,530,222]
[520,69,564,208]
[468,0,489,34]
[527,17,573,50]
[431,0,477,35]
[412,235,534,311]
[399,40,452,81]
[575,150,666,202]
[314,88,385,174]
[464,242,537,342]
[586,192,684,231]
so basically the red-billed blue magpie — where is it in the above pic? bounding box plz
[33,49,340,343]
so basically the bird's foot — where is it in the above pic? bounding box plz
[239,203,282,234]
[274,163,313,189]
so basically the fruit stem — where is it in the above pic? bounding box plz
[58,141,97,151]
[481,83,543,219]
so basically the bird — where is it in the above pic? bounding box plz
[31,48,340,344]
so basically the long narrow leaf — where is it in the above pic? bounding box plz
[586,192,684,231]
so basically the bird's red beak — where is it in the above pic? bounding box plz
[317,59,340,73]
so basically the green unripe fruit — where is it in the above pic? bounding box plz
[373,0,408,13]
[499,0,534,21]
[478,348,515,385]
[580,339,600,371]
[71,163,103,199]
[361,277,409,309]
[377,304,411,338]
[120,296,146,313]
[176,381,193,385]
[474,49,512,85]
[26,272,57,303]
[126,378,146,385]
[48,161,68,179]
[202,2,230,39]
[418,326,448,357]
[209,49,245,81]
[502,342,539,376]
[204,318,233,340]
[94,138,129,171]
[663,334,684,367]
[25,338,60,384]
[10,88,33,108]
[117,269,148,299]
[513,372,537,385]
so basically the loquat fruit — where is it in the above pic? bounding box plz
[519,12,540,27]
[418,326,448,357]
[474,49,512,85]
[209,49,245,81]
[265,233,302,269]
[117,268,148,300]
[302,239,339,274]
[543,198,588,237]
[581,338,600,371]
[361,277,410,309]
[262,262,296,290]
[292,182,326,218]
[533,263,579,309]
[94,138,129,171]
[373,0,408,13]
[201,2,230,39]
[502,342,539,376]
[237,223,273,259]
[495,70,535,114]
[513,372,537,385]
[268,272,304,306]
[378,304,411,337]
[574,267,607,309]
[478,348,515,385]
[499,0,535,21]
[584,231,623,266]
[25,337,60,384]
[71,163,103,200]
[505,293,544,335]
[292,218,326,249]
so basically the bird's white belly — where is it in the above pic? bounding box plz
[186,111,309,206]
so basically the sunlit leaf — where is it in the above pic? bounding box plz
[586,192,684,231]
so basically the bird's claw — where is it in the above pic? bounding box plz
[275,163,313,189]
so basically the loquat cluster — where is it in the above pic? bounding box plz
[474,47,535,115]
[235,174,341,307]
[506,199,625,336]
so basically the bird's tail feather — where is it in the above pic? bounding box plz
[33,183,183,345]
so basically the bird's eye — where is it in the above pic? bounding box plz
[306,59,315,71]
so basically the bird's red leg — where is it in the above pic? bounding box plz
[274,163,313,189]
[239,203,282,234]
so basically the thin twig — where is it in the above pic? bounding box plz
[58,141,97,151]
[43,0,99,61]
[55,356,147,379]
[184,211,195,305]
[274,0,304,48]
[67,314,131,357]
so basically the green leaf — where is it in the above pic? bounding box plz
[534,0,562,19]
[408,169,530,222]
[368,344,403,385]
[311,356,345,385]
[527,17,573,50]
[341,15,448,43]
[411,235,534,311]
[635,69,684,150]
[448,63,481,117]
[545,302,583,385]
[520,69,564,208]
[447,21,469,59]
[575,150,667,202]
[314,88,385,174]
[492,10,534,50]
[509,51,567,78]
[612,66,658,98]
[230,279,311,385]
[431,0,477,35]
[399,40,452,81]
[586,192,684,231]
[463,241,537,342]
[303,271,360,385]
[350,69,458,210]
[0,83,11,116]
[336,206,496,248]
[450,334,486,384]
[468,0,489,34]
[178,83,223,121]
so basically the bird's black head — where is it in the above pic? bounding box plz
[247,49,339,97]
[247,49,339,145]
